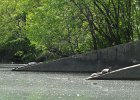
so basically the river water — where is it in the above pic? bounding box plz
[0,68,140,100]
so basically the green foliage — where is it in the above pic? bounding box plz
[70,0,138,49]
[0,35,37,63]
[0,0,140,62]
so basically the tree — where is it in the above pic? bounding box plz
[0,0,139,62]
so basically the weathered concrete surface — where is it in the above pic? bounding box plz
[87,64,140,80]
[13,41,140,72]
[12,58,98,72]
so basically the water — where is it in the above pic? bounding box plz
[0,68,140,100]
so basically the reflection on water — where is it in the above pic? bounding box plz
[0,68,140,100]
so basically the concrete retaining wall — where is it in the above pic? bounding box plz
[92,64,140,80]
[14,41,140,72]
